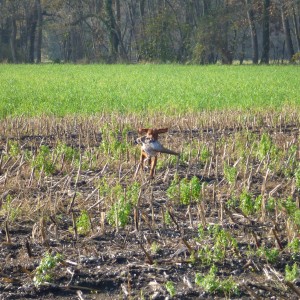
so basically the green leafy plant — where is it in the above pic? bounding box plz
[0,194,21,222]
[106,182,140,229]
[285,263,299,282]
[223,163,237,186]
[287,238,300,256]
[196,224,237,264]
[34,251,63,287]
[164,211,171,226]
[282,197,297,216]
[239,190,255,216]
[266,197,275,212]
[165,281,176,298]
[200,145,210,162]
[257,247,280,264]
[150,241,160,254]
[32,145,55,175]
[107,199,131,228]
[126,181,141,206]
[295,166,300,190]
[195,265,239,297]
[293,209,300,227]
[76,210,91,235]
[167,175,201,205]
[55,142,79,162]
[7,140,20,157]
[258,133,273,160]
[107,184,131,228]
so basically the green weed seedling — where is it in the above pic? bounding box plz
[0,194,20,222]
[107,181,140,229]
[287,238,300,258]
[107,197,131,228]
[227,193,259,216]
[165,281,176,298]
[257,133,273,161]
[283,145,298,177]
[257,247,280,264]
[266,197,276,212]
[195,265,239,297]
[7,140,21,158]
[164,211,172,226]
[55,142,79,163]
[200,145,210,163]
[293,209,300,227]
[32,145,55,175]
[126,181,141,206]
[99,126,128,159]
[285,263,299,282]
[34,251,63,287]
[239,190,255,216]
[167,175,201,205]
[295,166,300,190]
[196,224,238,264]
[223,163,237,186]
[76,210,91,235]
[150,241,160,254]
[282,197,297,216]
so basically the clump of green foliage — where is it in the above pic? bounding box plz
[223,163,237,186]
[227,190,262,216]
[107,181,140,228]
[285,263,299,282]
[32,145,55,175]
[7,140,21,157]
[76,210,91,235]
[165,281,176,298]
[197,224,238,264]
[34,251,63,287]
[167,175,201,205]
[257,247,280,264]
[0,194,21,222]
[195,265,239,297]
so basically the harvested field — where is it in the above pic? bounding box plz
[0,110,300,299]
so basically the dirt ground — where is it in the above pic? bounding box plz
[0,115,300,300]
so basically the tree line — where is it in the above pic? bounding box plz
[0,0,299,64]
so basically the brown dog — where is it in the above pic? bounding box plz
[135,128,179,178]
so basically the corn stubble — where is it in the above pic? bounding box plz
[0,109,300,298]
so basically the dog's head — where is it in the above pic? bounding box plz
[138,128,168,141]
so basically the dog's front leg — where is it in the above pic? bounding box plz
[149,156,157,179]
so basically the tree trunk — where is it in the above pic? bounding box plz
[260,0,271,64]
[115,0,127,60]
[245,0,258,64]
[10,17,17,63]
[28,3,38,63]
[140,0,145,17]
[203,0,210,16]
[281,5,294,61]
[292,4,300,52]
[36,0,43,63]
[105,0,119,62]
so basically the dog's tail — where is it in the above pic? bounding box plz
[158,147,180,156]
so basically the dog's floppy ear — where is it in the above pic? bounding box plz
[156,128,168,134]
[138,128,149,134]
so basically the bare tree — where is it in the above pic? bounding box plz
[281,3,295,61]
[245,0,258,64]
[260,0,271,64]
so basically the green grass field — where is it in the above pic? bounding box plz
[0,64,299,118]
